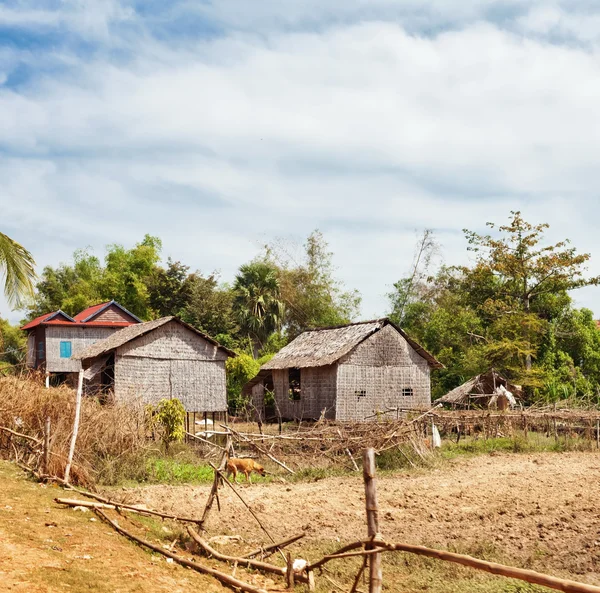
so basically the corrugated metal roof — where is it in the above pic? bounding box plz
[21,301,141,330]
[20,310,73,330]
[73,302,110,321]
[74,316,236,361]
[261,318,442,370]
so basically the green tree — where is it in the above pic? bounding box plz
[0,318,26,373]
[268,230,361,338]
[179,273,237,340]
[147,259,191,317]
[464,211,600,373]
[152,398,186,452]
[0,232,36,309]
[233,261,285,357]
[26,235,162,320]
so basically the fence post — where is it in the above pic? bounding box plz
[363,448,383,593]
[64,369,84,484]
[43,417,51,475]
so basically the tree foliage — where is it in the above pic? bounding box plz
[390,212,600,402]
[0,232,36,310]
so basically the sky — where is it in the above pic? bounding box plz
[2,0,600,324]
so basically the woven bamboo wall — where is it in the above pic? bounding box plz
[45,327,116,373]
[336,324,431,421]
[271,365,337,420]
[114,322,228,412]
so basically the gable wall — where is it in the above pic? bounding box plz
[336,324,431,420]
[113,321,228,411]
[118,321,228,361]
[92,304,137,324]
[45,326,117,373]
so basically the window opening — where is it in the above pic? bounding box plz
[288,368,301,401]
[355,389,367,397]
[402,387,414,397]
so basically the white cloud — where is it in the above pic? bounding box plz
[2,2,600,324]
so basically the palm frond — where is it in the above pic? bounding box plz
[0,232,36,308]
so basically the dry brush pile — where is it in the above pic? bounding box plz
[0,375,148,486]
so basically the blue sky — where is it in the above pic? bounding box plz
[2,0,600,323]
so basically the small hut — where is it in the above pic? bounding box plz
[243,318,442,422]
[74,317,235,414]
[436,370,522,410]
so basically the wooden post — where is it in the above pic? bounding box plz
[286,552,295,590]
[596,420,599,450]
[64,369,84,484]
[43,417,51,475]
[45,372,50,389]
[363,448,382,593]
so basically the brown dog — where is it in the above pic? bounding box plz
[226,458,266,483]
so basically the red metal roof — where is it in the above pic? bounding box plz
[73,302,111,322]
[21,311,60,330]
[21,301,141,331]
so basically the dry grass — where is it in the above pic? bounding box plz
[0,375,148,486]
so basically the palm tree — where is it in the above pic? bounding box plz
[233,261,285,357]
[0,232,36,308]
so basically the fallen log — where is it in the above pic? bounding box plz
[55,497,202,524]
[187,527,309,584]
[311,539,600,593]
[94,509,268,593]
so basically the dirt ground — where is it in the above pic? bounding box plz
[118,451,600,584]
[0,462,227,593]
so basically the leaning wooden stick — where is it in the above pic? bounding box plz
[187,527,309,585]
[0,426,41,443]
[242,532,306,559]
[350,556,368,593]
[94,509,268,593]
[312,539,600,593]
[210,463,286,563]
[220,424,295,475]
[200,439,230,528]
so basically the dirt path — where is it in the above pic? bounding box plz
[0,462,226,593]
[121,451,600,583]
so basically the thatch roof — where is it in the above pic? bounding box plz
[74,316,236,362]
[261,318,442,370]
[437,369,522,406]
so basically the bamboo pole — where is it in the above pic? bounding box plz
[64,369,84,484]
[318,540,600,593]
[94,509,268,593]
[363,448,382,593]
[43,417,51,475]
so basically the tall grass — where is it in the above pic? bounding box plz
[0,375,149,486]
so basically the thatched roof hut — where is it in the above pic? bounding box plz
[74,317,235,412]
[437,369,522,409]
[244,318,442,422]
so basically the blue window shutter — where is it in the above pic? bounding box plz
[60,341,72,358]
